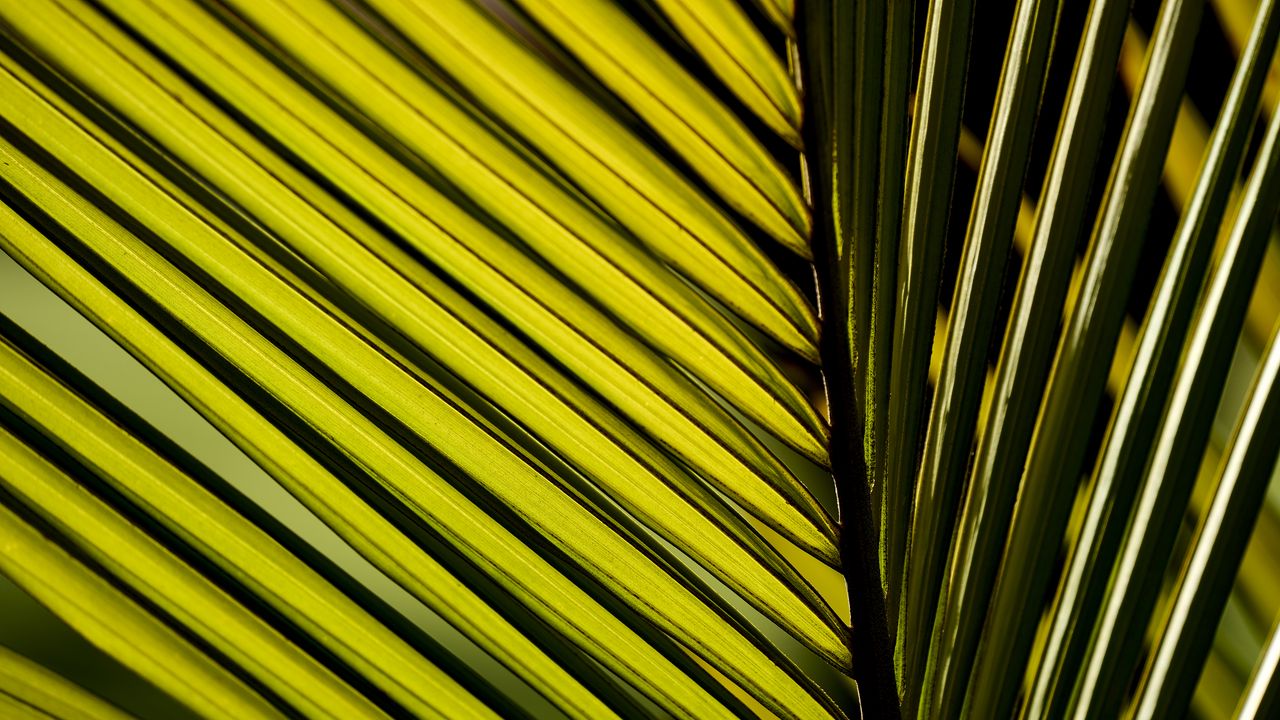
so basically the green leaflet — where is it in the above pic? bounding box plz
[140,0,830,463]
[45,0,838,554]
[1131,319,1280,718]
[1065,63,1280,719]
[0,208,628,720]
[1235,613,1280,719]
[807,0,874,418]
[0,431,386,720]
[0,693,48,719]
[750,0,795,34]
[870,0,913,620]
[651,0,800,139]
[1016,0,1204,615]
[1022,2,1280,715]
[0,323,498,720]
[910,3,1061,717]
[887,0,975,695]
[959,1,1131,715]
[0,500,281,719]
[512,0,808,240]
[831,0,880,694]
[0,91,841,720]
[846,0,883,425]
[49,0,844,646]
[0,645,133,720]
[355,0,820,347]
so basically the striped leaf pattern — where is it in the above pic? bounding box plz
[0,1,1278,719]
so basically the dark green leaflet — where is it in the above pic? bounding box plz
[1023,2,1280,714]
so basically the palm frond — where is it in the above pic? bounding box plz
[1,0,1279,719]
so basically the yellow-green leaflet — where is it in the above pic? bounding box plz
[7,0,839,571]
[0,645,133,720]
[27,0,829,556]
[45,0,834,558]
[0,501,281,719]
[353,0,819,343]
[0,95,841,720]
[0,9,843,661]
[144,0,826,456]
[0,692,47,720]
[511,0,808,233]
[630,0,802,142]
[0,211,619,720]
[96,0,832,483]
[0,153,734,719]
[0,425,389,720]
[0,330,511,719]
[749,0,797,35]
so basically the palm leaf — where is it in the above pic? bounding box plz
[1237,612,1280,718]
[1,0,1279,719]
[1131,316,1280,717]
[0,642,133,719]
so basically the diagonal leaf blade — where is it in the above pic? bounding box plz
[643,0,803,142]
[355,0,821,349]
[1023,2,1280,714]
[1131,317,1280,718]
[0,107,843,718]
[0,644,133,720]
[0,500,282,719]
[510,0,811,246]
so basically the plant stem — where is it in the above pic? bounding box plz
[824,331,901,720]
[795,3,901,715]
